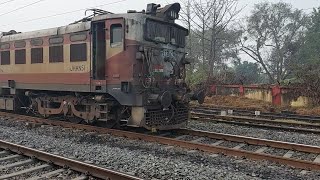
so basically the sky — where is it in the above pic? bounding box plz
[0,0,319,32]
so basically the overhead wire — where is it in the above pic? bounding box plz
[0,0,16,6]
[0,0,126,28]
[0,0,46,17]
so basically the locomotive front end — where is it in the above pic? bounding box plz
[129,3,204,130]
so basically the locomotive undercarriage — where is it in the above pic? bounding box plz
[0,90,189,130]
[28,93,129,128]
[0,91,126,128]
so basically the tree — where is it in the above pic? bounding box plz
[296,7,320,66]
[294,7,320,105]
[241,2,309,84]
[234,61,260,84]
[180,0,242,84]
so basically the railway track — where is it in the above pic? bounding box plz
[191,105,320,123]
[1,112,320,171]
[191,108,320,134]
[0,140,141,180]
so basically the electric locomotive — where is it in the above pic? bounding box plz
[0,3,204,130]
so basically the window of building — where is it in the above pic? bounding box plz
[70,43,87,62]
[110,24,123,47]
[0,51,10,65]
[31,38,43,46]
[49,46,63,63]
[15,49,26,64]
[14,41,26,48]
[70,32,87,42]
[31,48,43,64]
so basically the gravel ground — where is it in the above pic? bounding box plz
[291,152,318,161]
[241,144,264,152]
[188,120,320,146]
[219,141,240,148]
[0,118,320,179]
[264,148,288,157]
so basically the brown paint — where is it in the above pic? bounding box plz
[0,73,90,84]
[105,39,139,84]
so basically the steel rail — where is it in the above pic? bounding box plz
[191,105,320,122]
[177,129,320,154]
[191,112,320,134]
[0,140,141,180]
[192,111,320,127]
[1,112,320,170]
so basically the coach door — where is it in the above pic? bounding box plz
[105,18,125,85]
[91,21,107,92]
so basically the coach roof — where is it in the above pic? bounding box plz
[0,21,91,43]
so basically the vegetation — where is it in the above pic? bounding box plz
[180,1,320,103]
[294,8,320,105]
[241,2,309,84]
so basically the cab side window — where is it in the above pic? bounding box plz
[110,24,123,47]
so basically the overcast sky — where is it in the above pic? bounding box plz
[0,0,319,32]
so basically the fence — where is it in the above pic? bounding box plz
[210,84,308,107]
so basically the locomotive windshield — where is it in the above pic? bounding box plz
[145,19,188,47]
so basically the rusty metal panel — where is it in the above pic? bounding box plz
[59,22,91,34]
[0,98,5,110]
[5,98,14,111]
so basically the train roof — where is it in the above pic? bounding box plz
[0,2,183,43]
[0,13,144,43]
[0,21,91,43]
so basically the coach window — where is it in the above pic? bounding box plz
[31,48,43,64]
[49,36,64,44]
[14,41,26,48]
[49,36,64,63]
[110,24,123,47]
[0,51,10,65]
[70,33,87,42]
[0,43,10,50]
[49,46,63,63]
[70,43,87,62]
[31,38,44,64]
[15,49,26,64]
[31,38,43,46]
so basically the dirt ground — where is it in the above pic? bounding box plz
[295,107,320,116]
[191,95,320,115]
